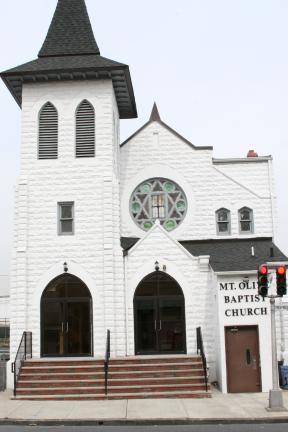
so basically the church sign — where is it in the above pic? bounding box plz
[219,280,268,318]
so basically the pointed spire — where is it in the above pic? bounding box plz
[149,103,161,122]
[38,0,100,58]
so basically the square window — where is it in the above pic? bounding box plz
[58,202,74,235]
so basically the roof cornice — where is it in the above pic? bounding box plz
[213,156,272,164]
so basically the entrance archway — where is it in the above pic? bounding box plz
[41,274,93,357]
[134,271,186,355]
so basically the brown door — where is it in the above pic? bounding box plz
[225,326,261,393]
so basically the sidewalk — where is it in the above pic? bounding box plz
[0,388,288,424]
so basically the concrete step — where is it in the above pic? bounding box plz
[17,376,206,388]
[16,382,210,396]
[24,359,104,367]
[14,390,212,401]
[16,355,209,401]
[19,369,204,380]
[21,362,201,374]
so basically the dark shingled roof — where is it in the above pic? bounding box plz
[121,237,287,272]
[38,0,100,57]
[1,0,137,119]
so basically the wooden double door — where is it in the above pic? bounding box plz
[134,272,186,355]
[225,326,261,393]
[41,274,92,357]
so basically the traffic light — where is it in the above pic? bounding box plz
[258,265,268,298]
[276,265,287,297]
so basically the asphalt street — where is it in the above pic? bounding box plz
[1,425,288,432]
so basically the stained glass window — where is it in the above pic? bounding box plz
[130,178,187,231]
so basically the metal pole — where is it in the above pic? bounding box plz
[268,296,284,410]
[279,298,286,353]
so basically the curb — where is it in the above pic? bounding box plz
[0,418,288,426]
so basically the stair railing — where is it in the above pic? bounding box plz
[104,329,110,396]
[11,331,32,397]
[196,327,208,391]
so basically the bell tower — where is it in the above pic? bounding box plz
[1,0,137,364]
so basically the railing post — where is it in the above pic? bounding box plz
[24,332,27,361]
[13,363,16,397]
[12,331,32,398]
[104,329,111,396]
[196,327,208,392]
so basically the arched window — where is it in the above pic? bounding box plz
[216,208,230,235]
[239,207,253,233]
[38,102,58,159]
[130,178,187,232]
[76,100,95,157]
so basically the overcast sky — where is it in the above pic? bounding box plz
[0,0,288,274]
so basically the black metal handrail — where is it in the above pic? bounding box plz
[11,331,32,397]
[196,327,208,391]
[104,329,110,396]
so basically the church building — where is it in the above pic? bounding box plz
[1,0,287,399]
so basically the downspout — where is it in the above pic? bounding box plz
[267,158,276,240]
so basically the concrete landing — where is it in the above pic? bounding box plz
[0,388,288,424]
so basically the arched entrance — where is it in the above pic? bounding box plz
[41,274,93,357]
[134,272,186,355]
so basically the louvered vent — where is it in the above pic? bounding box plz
[38,102,58,159]
[76,100,95,157]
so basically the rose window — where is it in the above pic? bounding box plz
[130,178,187,231]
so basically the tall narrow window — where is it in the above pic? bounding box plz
[38,102,58,159]
[216,208,230,235]
[76,100,95,157]
[58,202,74,235]
[239,207,253,233]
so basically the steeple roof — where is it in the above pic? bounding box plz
[1,0,137,119]
[149,102,161,122]
[38,0,100,57]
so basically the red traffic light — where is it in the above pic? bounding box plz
[259,265,268,275]
[276,266,286,275]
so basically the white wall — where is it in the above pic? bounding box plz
[120,121,274,241]
[9,79,125,369]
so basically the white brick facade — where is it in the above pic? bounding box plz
[120,121,274,241]
[9,80,125,369]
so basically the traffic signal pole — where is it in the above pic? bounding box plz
[258,264,287,411]
[268,295,285,410]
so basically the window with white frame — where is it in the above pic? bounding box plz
[216,208,230,235]
[239,207,253,233]
[58,202,74,235]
